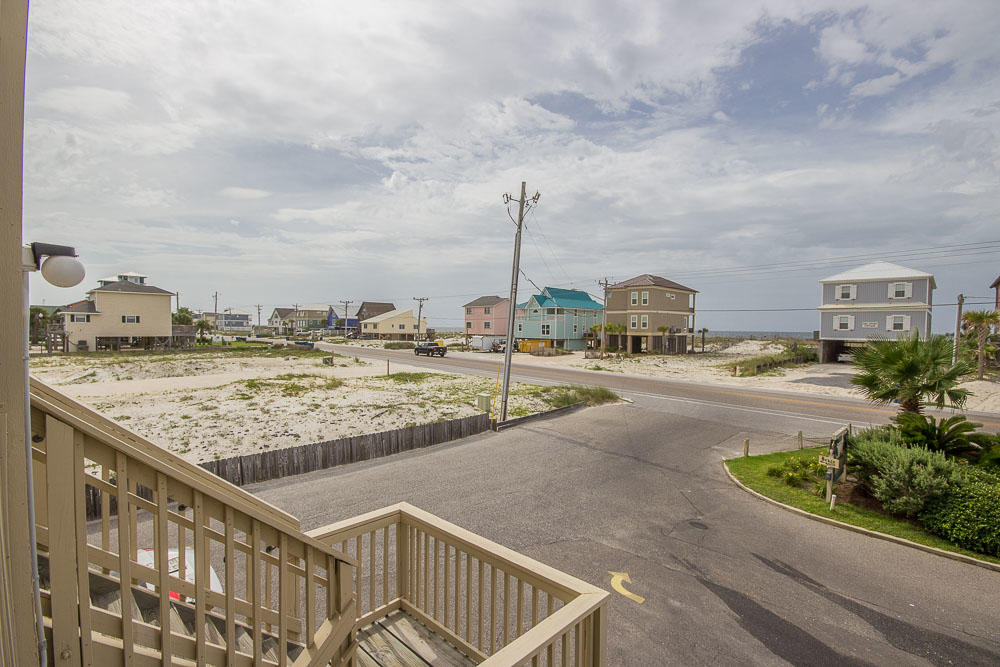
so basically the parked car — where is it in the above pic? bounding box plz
[414,341,447,357]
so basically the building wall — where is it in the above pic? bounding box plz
[64,291,172,350]
[820,309,931,341]
[513,309,603,349]
[465,300,510,335]
[361,313,428,339]
[821,278,931,306]
[606,287,695,335]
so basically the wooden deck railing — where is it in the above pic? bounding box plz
[308,503,609,666]
[29,378,358,666]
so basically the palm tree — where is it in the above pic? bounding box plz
[606,323,625,353]
[962,310,999,380]
[195,319,212,342]
[657,326,669,354]
[850,334,973,415]
[698,327,708,352]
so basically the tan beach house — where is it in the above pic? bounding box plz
[58,275,174,352]
[360,308,428,340]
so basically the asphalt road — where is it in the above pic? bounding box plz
[317,342,1000,431]
[249,399,1000,665]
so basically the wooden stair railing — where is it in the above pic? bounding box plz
[308,503,609,666]
[29,377,357,666]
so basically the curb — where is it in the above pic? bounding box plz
[722,461,1000,574]
[492,402,587,431]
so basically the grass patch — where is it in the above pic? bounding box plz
[726,345,817,377]
[384,341,416,350]
[387,372,434,383]
[543,384,619,408]
[281,382,309,397]
[323,378,344,390]
[726,447,1000,566]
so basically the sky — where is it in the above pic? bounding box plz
[22,1,1000,332]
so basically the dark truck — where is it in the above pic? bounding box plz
[414,341,447,357]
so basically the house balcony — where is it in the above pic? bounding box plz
[28,378,609,666]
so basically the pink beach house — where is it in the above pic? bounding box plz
[463,296,509,336]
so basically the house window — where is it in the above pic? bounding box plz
[641,315,648,329]
[891,316,906,331]
[484,307,491,315]
[836,316,854,330]
[466,307,472,314]
[630,315,638,329]
[70,314,90,323]
[573,324,578,333]
[667,292,676,300]
[466,322,472,329]
[541,324,551,336]
[890,282,911,299]
[413,324,419,329]
[641,291,648,305]
[484,321,491,329]
[399,324,406,330]
[517,323,522,333]
[838,284,856,300]
[631,291,638,305]
[122,315,140,324]
[546,308,555,315]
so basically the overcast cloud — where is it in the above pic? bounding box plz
[23,1,1000,331]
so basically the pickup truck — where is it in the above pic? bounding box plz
[414,341,447,357]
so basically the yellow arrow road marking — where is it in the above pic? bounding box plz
[608,571,644,604]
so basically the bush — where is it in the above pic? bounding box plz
[766,455,827,488]
[384,341,415,349]
[848,431,964,517]
[921,479,1000,556]
[544,385,618,408]
[893,413,993,459]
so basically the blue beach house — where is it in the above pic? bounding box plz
[514,287,604,350]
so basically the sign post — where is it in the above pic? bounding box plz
[822,426,849,502]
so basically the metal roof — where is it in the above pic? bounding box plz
[90,280,173,295]
[820,262,936,289]
[517,287,602,311]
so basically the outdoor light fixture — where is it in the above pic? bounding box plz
[24,242,86,287]
[20,241,85,665]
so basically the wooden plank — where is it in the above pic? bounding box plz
[368,531,375,615]
[225,506,236,664]
[279,533,289,667]
[75,430,94,664]
[305,546,315,647]
[378,611,474,667]
[156,473,171,665]
[116,452,135,662]
[252,519,263,665]
[356,615,424,667]
[383,525,390,607]
[193,490,206,666]
[46,416,82,665]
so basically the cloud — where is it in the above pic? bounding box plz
[220,187,271,200]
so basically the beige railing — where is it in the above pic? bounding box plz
[308,503,609,666]
[29,378,357,666]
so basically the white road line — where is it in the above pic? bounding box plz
[620,390,861,427]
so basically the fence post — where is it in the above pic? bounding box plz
[798,431,803,449]
[743,439,749,457]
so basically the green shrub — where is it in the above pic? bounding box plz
[978,441,1000,471]
[544,385,618,408]
[848,431,964,517]
[921,479,1000,556]
[766,455,826,488]
[384,341,415,349]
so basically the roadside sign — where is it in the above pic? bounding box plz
[819,455,840,468]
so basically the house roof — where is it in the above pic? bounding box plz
[298,303,331,313]
[463,296,506,308]
[820,262,936,289]
[358,301,396,316]
[61,300,97,313]
[361,308,416,323]
[517,287,603,311]
[271,307,295,319]
[91,280,173,295]
[609,274,697,293]
[31,304,62,315]
[991,275,1000,289]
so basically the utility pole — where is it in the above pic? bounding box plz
[413,297,428,341]
[255,304,262,333]
[599,278,610,359]
[499,181,540,422]
[953,293,964,364]
[293,303,300,335]
[212,291,219,332]
[341,299,353,338]
[176,291,180,312]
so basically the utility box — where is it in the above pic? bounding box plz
[476,393,492,412]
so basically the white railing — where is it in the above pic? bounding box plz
[30,378,357,666]
[308,503,608,666]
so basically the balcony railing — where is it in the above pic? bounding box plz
[308,503,609,665]
[29,378,609,665]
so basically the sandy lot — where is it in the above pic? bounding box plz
[29,347,566,464]
[30,338,999,465]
